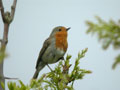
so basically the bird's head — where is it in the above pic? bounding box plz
[50,26,70,37]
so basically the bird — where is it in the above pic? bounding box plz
[32,26,70,79]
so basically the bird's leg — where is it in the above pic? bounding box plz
[47,64,53,72]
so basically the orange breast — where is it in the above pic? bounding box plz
[55,31,68,52]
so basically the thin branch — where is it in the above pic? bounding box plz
[4,76,18,80]
[0,0,5,22]
[11,0,17,21]
[2,23,9,45]
[0,0,17,90]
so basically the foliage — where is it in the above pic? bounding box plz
[86,16,120,69]
[7,48,91,90]
[0,47,8,63]
[0,82,5,90]
[0,47,7,90]
[112,55,120,69]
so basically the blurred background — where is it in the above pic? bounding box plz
[0,0,120,90]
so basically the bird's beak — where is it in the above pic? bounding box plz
[66,27,71,31]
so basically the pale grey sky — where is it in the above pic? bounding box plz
[0,0,120,90]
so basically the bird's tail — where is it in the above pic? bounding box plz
[32,64,45,79]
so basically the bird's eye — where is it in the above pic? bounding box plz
[59,29,62,31]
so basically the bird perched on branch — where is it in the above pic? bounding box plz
[33,26,70,79]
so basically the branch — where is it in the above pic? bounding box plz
[0,0,5,22]
[0,0,17,90]
[2,23,9,45]
[4,76,18,80]
[11,0,17,22]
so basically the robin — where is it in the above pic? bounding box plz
[33,26,70,79]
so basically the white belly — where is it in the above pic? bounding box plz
[42,46,65,64]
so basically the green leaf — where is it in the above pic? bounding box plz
[86,16,120,69]
[112,54,120,69]
[0,82,5,90]
[7,49,91,90]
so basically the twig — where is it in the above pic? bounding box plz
[4,76,18,80]
[71,81,74,87]
[0,0,5,22]
[2,23,9,45]
[11,0,17,21]
[0,0,17,90]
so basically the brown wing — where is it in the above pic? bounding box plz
[36,38,51,69]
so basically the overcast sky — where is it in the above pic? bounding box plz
[0,0,120,90]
